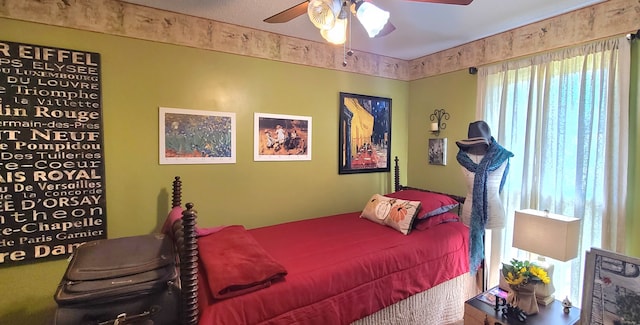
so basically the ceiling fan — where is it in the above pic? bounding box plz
[264,0,474,42]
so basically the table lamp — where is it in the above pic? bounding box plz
[511,209,581,305]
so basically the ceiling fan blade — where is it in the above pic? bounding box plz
[264,1,310,23]
[375,22,396,38]
[406,0,473,5]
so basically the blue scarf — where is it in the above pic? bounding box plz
[456,137,513,275]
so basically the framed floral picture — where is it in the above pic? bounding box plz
[338,92,392,174]
[159,107,236,164]
[254,113,311,161]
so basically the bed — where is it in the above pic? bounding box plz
[167,157,476,325]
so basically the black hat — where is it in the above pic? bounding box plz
[456,121,492,151]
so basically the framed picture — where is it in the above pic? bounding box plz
[338,92,392,174]
[580,248,640,325]
[428,138,447,165]
[254,113,311,161]
[159,107,236,164]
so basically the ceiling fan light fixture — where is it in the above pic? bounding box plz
[337,1,349,20]
[355,1,390,38]
[308,0,342,30]
[321,17,348,44]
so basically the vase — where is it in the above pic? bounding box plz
[507,283,539,315]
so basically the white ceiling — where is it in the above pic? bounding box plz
[120,0,604,60]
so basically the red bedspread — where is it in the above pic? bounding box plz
[197,212,469,325]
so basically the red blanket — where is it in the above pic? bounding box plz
[198,225,288,299]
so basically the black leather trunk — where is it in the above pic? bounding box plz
[53,234,180,325]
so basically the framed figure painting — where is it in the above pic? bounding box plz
[338,92,392,174]
[254,113,311,161]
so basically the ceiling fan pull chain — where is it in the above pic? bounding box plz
[347,9,354,57]
[342,5,351,67]
[343,39,347,67]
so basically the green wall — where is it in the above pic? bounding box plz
[407,70,478,196]
[0,18,411,324]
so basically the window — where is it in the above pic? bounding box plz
[477,37,630,304]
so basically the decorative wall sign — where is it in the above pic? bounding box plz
[0,40,106,266]
[338,92,391,174]
[159,107,236,164]
[254,113,311,161]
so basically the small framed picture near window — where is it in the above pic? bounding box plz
[159,107,236,164]
[338,92,392,174]
[428,138,447,165]
[254,113,311,161]
[580,248,640,325]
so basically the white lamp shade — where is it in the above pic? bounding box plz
[355,2,390,38]
[512,209,580,262]
[321,18,348,44]
[308,0,340,30]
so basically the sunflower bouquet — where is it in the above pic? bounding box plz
[502,259,551,288]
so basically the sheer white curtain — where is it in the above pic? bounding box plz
[476,36,630,304]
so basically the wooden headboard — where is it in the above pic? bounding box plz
[393,156,465,204]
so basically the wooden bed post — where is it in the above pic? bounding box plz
[172,177,198,325]
[394,156,400,192]
[181,202,199,325]
[172,176,182,208]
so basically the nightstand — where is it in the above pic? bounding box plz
[464,287,580,325]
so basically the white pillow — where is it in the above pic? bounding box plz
[360,194,421,235]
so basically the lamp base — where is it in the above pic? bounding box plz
[535,293,555,305]
[533,259,556,305]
